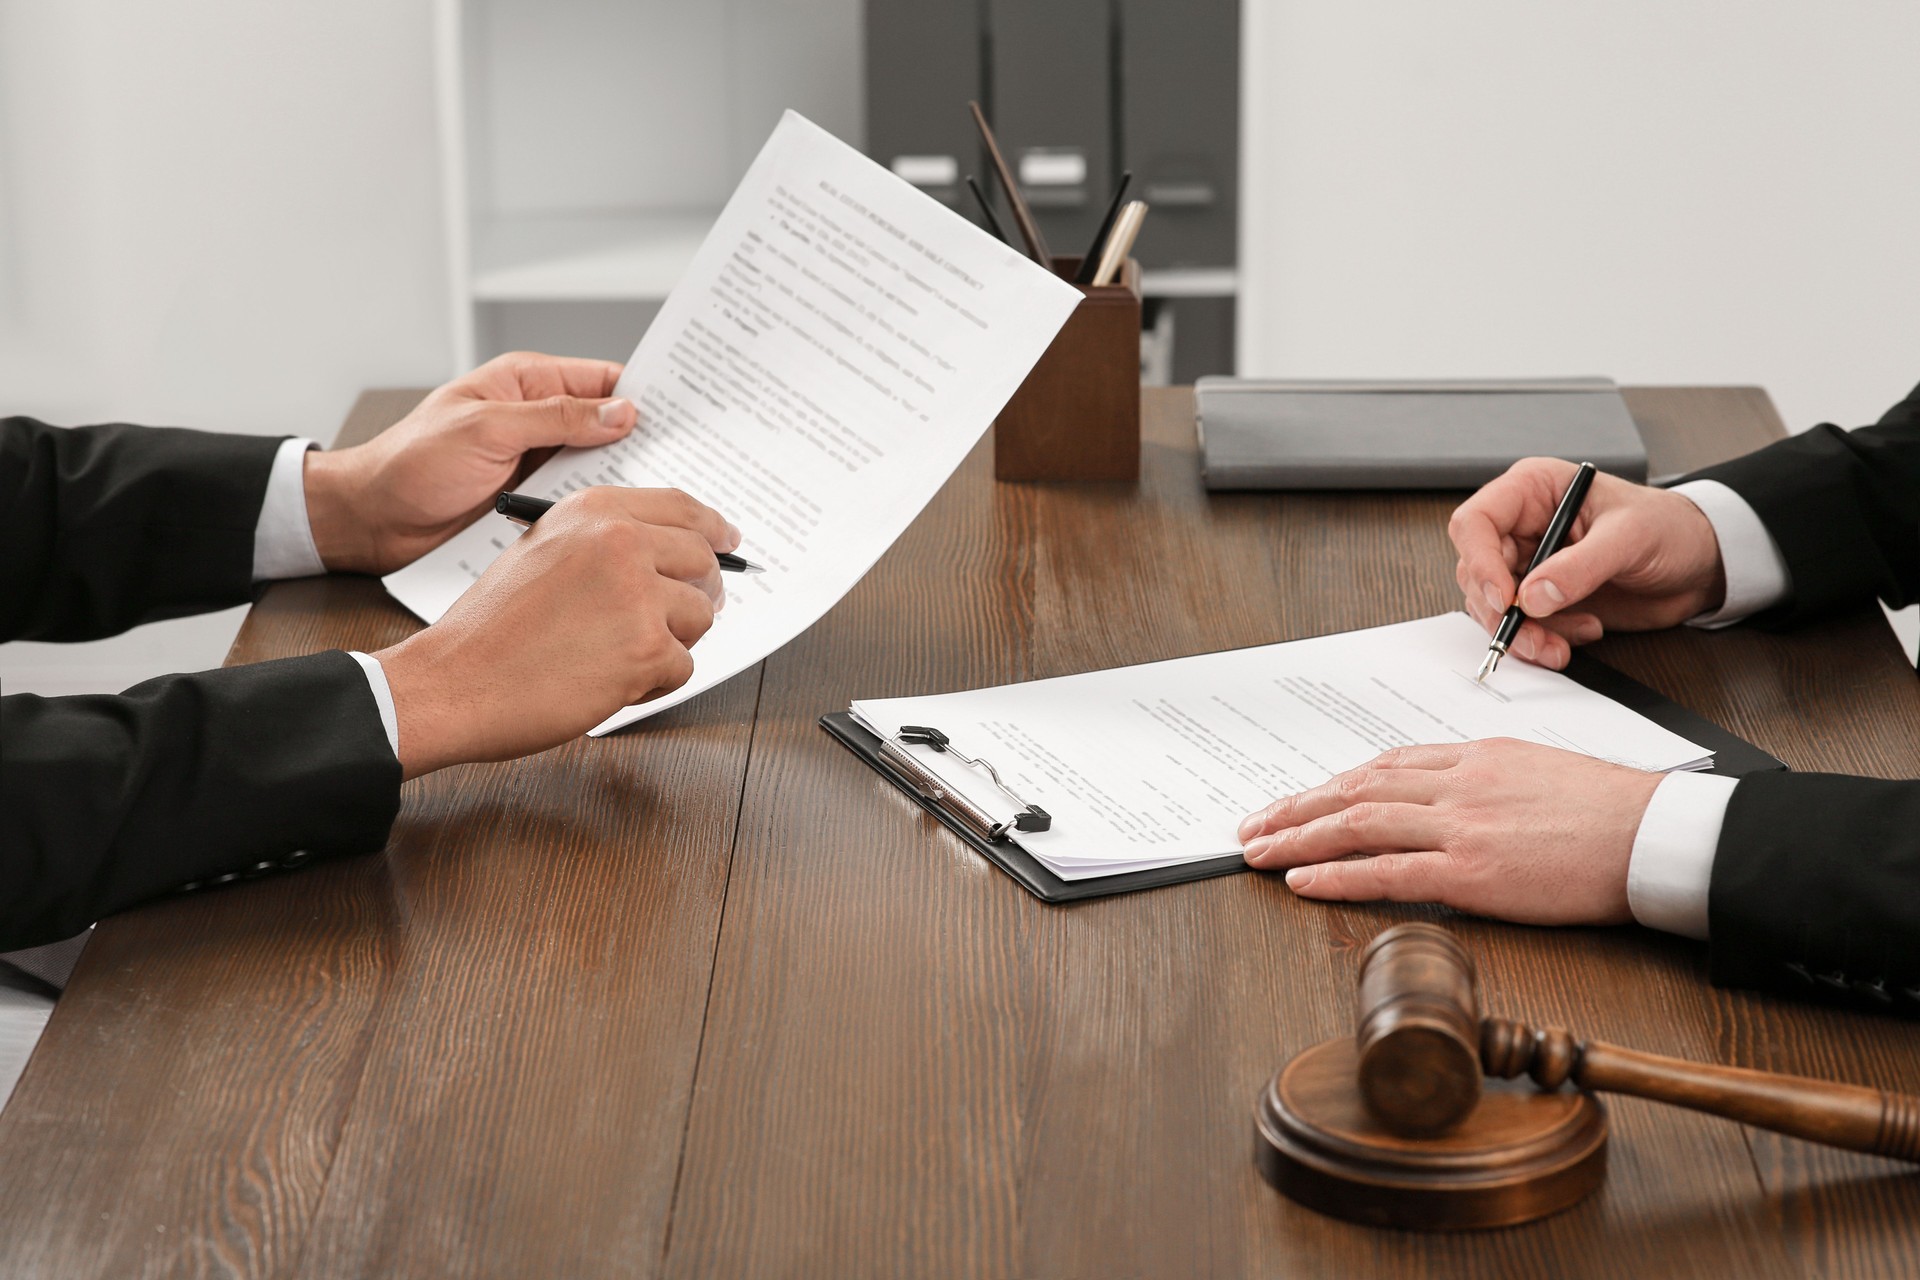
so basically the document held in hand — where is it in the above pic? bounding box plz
[850,614,1715,881]
[385,112,1081,733]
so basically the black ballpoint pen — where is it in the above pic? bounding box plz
[1072,170,1133,285]
[495,492,764,574]
[1476,461,1597,683]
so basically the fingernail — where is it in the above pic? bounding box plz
[725,522,742,550]
[598,397,633,429]
[1576,618,1603,644]
[1285,867,1314,890]
[1481,581,1504,612]
[1524,579,1565,615]
[1237,812,1264,841]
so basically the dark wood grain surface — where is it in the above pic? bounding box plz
[2,386,1916,1278]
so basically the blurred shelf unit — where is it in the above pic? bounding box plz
[435,0,1236,382]
[433,0,863,368]
[865,0,1242,384]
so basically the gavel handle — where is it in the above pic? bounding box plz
[1481,1017,1920,1164]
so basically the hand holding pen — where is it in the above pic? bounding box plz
[1451,459,1733,674]
[374,487,740,779]
[1476,462,1596,681]
[498,492,764,573]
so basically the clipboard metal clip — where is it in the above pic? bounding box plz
[880,724,1052,843]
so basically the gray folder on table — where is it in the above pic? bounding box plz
[1196,376,1648,490]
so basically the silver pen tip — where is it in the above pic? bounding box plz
[1474,649,1500,684]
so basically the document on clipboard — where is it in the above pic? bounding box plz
[837,614,1724,887]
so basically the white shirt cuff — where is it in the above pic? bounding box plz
[347,651,400,760]
[1670,479,1790,629]
[251,438,326,582]
[1626,770,1738,940]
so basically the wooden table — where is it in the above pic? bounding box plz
[3,388,1917,1278]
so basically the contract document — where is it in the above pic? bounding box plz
[385,111,1080,734]
[851,613,1714,880]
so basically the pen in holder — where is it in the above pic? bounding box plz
[994,256,1142,482]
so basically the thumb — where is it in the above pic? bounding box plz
[1517,516,1639,618]
[484,394,636,451]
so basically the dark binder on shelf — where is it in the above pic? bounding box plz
[821,652,1785,904]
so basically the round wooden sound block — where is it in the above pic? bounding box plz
[1255,1037,1608,1231]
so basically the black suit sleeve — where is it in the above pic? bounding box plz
[1684,381,1920,624]
[1681,382,1920,1013]
[0,650,401,951]
[1708,773,1920,1016]
[1,416,288,642]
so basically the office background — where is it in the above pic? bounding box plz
[2,0,1915,699]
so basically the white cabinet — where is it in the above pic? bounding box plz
[435,0,864,367]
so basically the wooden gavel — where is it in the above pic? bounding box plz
[1354,922,1920,1161]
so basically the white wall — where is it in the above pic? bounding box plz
[1237,2,1920,660]
[0,0,452,693]
[1239,2,1920,437]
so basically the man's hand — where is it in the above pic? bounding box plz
[373,487,736,779]
[303,351,662,575]
[1238,739,1662,926]
[1450,458,1729,670]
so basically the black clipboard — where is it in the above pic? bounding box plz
[820,653,1786,904]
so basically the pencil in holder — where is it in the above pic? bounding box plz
[994,256,1142,482]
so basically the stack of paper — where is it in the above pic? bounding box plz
[851,613,1713,881]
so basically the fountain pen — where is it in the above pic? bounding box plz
[1476,461,1597,683]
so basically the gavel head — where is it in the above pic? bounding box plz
[1355,923,1483,1135]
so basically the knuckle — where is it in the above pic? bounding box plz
[628,622,670,665]
[573,515,640,559]
[570,487,621,520]
[1334,771,1372,803]
[694,591,718,626]
[1338,803,1378,836]
[660,648,695,690]
[669,487,706,524]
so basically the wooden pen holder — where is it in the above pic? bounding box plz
[993,256,1142,482]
